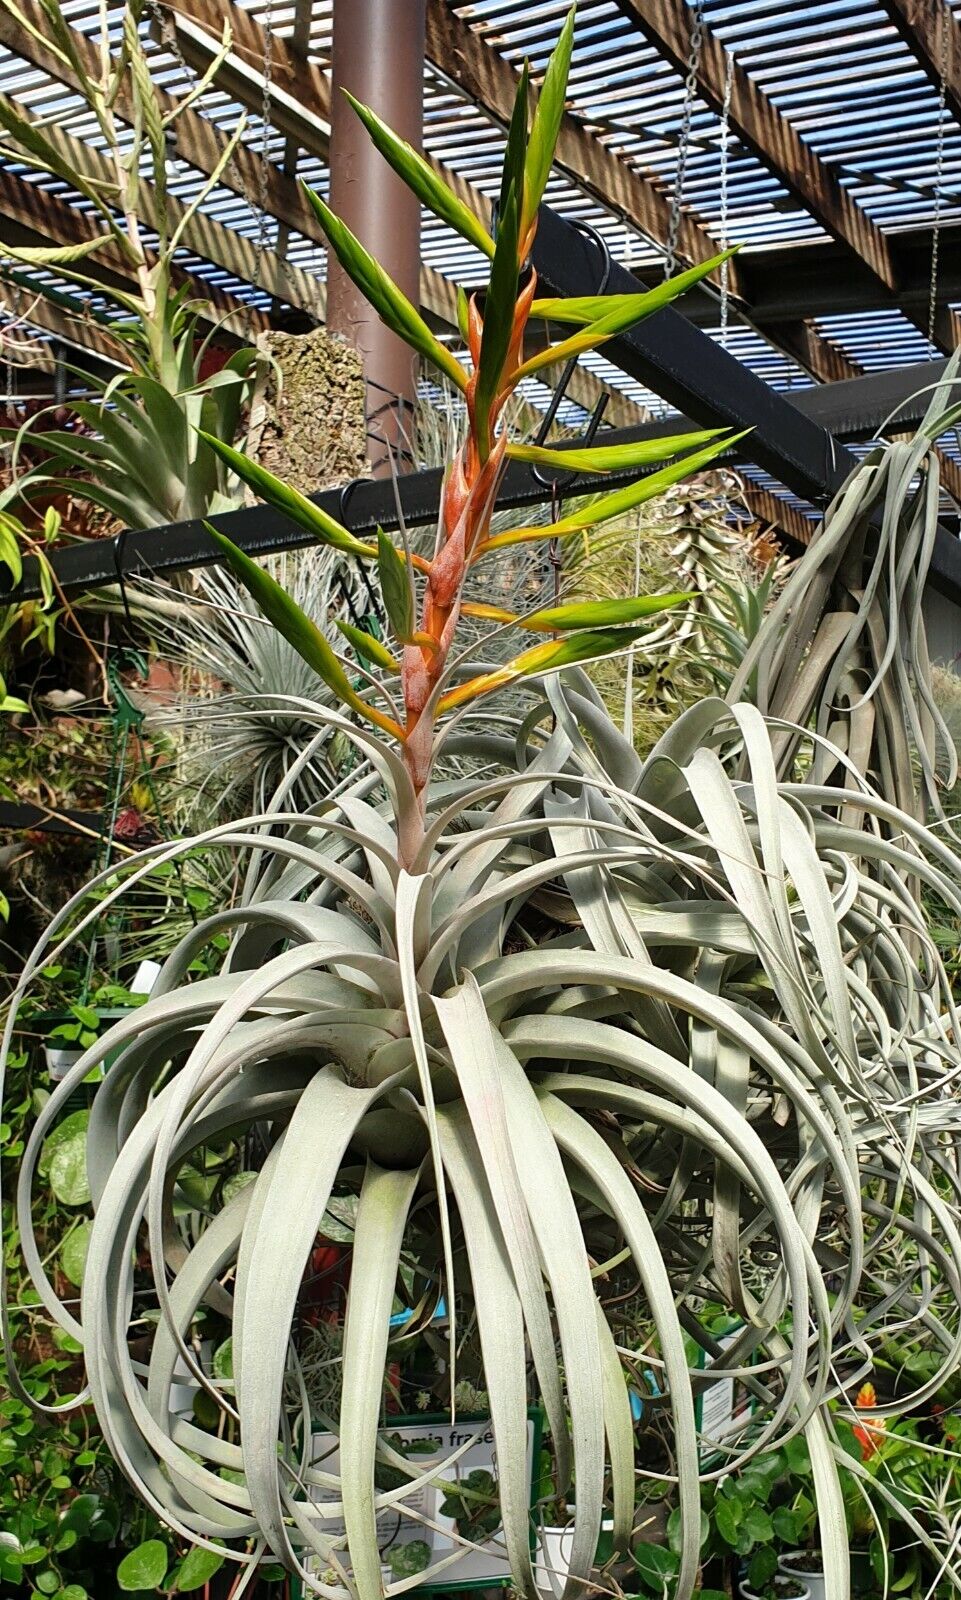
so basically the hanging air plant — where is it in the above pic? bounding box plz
[6,13,961,1600]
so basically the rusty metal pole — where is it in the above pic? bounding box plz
[328,0,426,476]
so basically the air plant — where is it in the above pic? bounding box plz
[7,15,961,1600]
[0,0,262,528]
[560,469,790,748]
[139,548,365,821]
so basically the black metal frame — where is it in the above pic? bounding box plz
[8,207,961,603]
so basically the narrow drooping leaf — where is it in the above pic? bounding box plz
[302,184,468,392]
[343,91,494,259]
[520,592,695,632]
[479,431,747,552]
[197,432,372,556]
[205,525,401,737]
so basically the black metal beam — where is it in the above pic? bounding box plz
[530,208,961,602]
[534,207,853,508]
[8,208,961,605]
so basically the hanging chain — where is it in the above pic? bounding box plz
[664,0,705,277]
[928,5,949,350]
[718,46,734,349]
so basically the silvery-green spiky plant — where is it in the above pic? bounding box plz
[7,16,961,1600]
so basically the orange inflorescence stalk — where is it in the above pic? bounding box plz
[398,243,537,825]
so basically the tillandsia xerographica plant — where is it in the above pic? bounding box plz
[7,14,961,1600]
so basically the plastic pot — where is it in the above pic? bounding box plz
[536,1520,615,1598]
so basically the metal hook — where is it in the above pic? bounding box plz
[339,477,384,626]
[111,527,135,632]
[530,217,614,498]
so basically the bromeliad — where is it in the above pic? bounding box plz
[199,5,741,865]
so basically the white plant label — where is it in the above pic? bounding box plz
[306,1417,537,1591]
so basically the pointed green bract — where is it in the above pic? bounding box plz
[343,91,495,260]
[506,427,727,475]
[481,431,748,551]
[517,250,739,380]
[438,624,655,712]
[205,523,378,724]
[456,285,471,344]
[522,6,575,235]
[377,529,415,643]
[500,59,530,228]
[529,247,739,329]
[476,180,521,448]
[301,184,468,393]
[521,593,696,633]
[197,431,372,557]
[336,619,400,673]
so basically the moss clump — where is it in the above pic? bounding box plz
[248,326,368,493]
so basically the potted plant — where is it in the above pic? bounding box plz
[8,9,961,1600]
[742,1576,810,1600]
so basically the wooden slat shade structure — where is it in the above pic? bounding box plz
[0,0,958,541]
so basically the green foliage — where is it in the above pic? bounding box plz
[116,1539,168,1591]
[301,184,468,393]
[342,91,494,260]
[439,1469,502,1541]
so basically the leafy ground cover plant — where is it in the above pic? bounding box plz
[6,13,961,1600]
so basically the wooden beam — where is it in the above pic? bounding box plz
[418,5,882,395]
[767,320,864,385]
[422,0,746,298]
[0,269,121,368]
[0,158,280,336]
[613,0,897,295]
[879,0,961,131]
[160,0,647,427]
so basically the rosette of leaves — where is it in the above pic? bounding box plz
[7,14,961,1600]
[0,0,261,528]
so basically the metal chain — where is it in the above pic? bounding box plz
[718,46,735,348]
[664,0,705,278]
[928,4,949,350]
